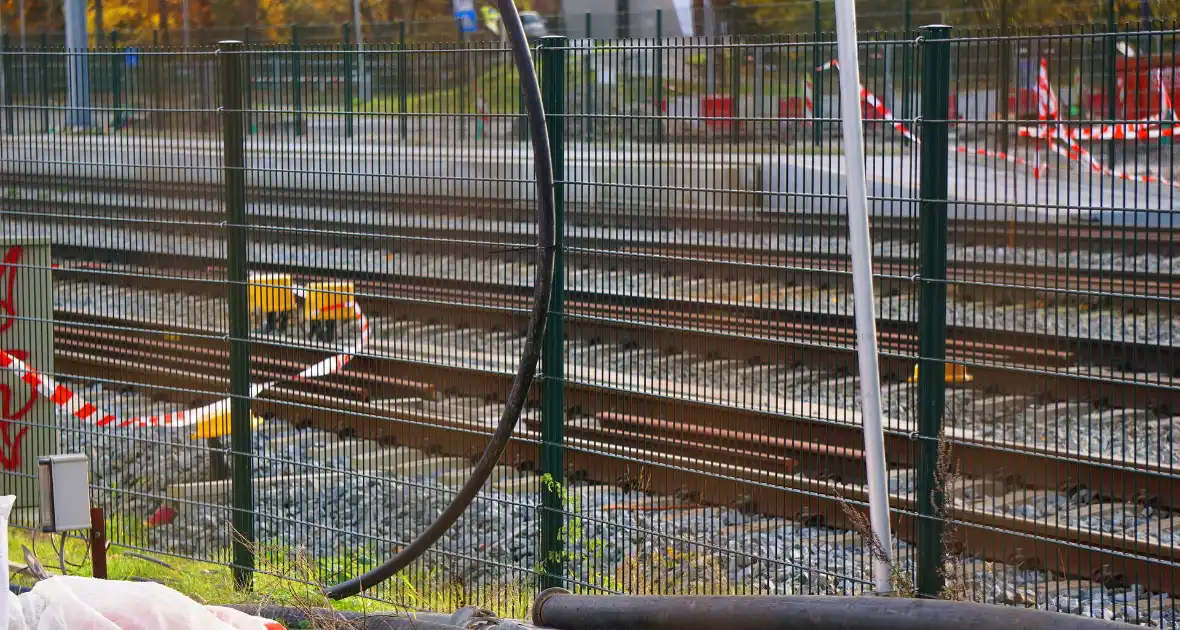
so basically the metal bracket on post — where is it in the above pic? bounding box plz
[915,23,952,599]
[219,40,255,591]
[538,34,567,592]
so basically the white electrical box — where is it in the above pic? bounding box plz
[37,454,91,532]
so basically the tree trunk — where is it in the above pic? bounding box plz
[240,0,257,27]
[158,0,169,44]
[93,0,104,44]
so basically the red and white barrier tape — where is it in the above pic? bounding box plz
[860,86,920,143]
[818,59,1046,174]
[1028,57,1180,188]
[821,57,1178,188]
[1018,66,1178,141]
[952,145,1049,178]
[804,73,815,120]
[0,300,370,431]
[817,59,918,141]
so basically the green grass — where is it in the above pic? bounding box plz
[363,60,526,114]
[358,54,804,115]
[7,528,533,622]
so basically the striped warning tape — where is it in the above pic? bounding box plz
[816,59,918,141]
[1027,57,1180,189]
[1018,67,1178,142]
[952,145,1048,178]
[818,59,1046,174]
[803,73,815,121]
[821,57,1179,188]
[0,296,370,437]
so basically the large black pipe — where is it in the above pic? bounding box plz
[530,590,1128,630]
[321,0,555,601]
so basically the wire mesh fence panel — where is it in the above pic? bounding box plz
[0,22,1178,626]
[0,45,236,573]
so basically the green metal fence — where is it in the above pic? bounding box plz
[0,22,1178,625]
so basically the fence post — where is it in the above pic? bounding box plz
[218,39,255,591]
[992,0,1009,153]
[343,22,354,138]
[291,25,303,136]
[539,34,567,591]
[109,30,123,130]
[153,30,167,133]
[654,9,663,144]
[242,29,254,136]
[39,32,49,133]
[729,39,740,143]
[2,33,14,135]
[397,21,408,141]
[915,23,951,599]
[518,40,531,144]
[582,30,593,140]
[518,89,529,142]
[1105,0,1117,166]
[901,0,912,119]
[812,1,822,145]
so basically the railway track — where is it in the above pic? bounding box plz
[46,282,1180,596]
[4,177,1179,607]
[4,176,1179,255]
[39,220,1180,375]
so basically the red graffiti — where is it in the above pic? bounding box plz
[0,349,33,471]
[1,350,36,419]
[0,246,21,335]
[0,424,30,471]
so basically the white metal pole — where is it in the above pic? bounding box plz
[832,0,894,594]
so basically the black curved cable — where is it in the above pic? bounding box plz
[323,1,556,600]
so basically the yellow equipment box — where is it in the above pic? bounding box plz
[248,274,295,314]
[304,281,355,321]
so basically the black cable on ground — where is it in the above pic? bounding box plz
[322,0,556,601]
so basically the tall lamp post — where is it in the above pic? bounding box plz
[64,0,93,128]
[352,0,370,100]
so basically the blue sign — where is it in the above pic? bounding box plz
[125,48,139,67]
[456,10,478,33]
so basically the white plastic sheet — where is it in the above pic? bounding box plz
[0,496,14,627]
[0,495,280,630]
[6,577,284,630]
